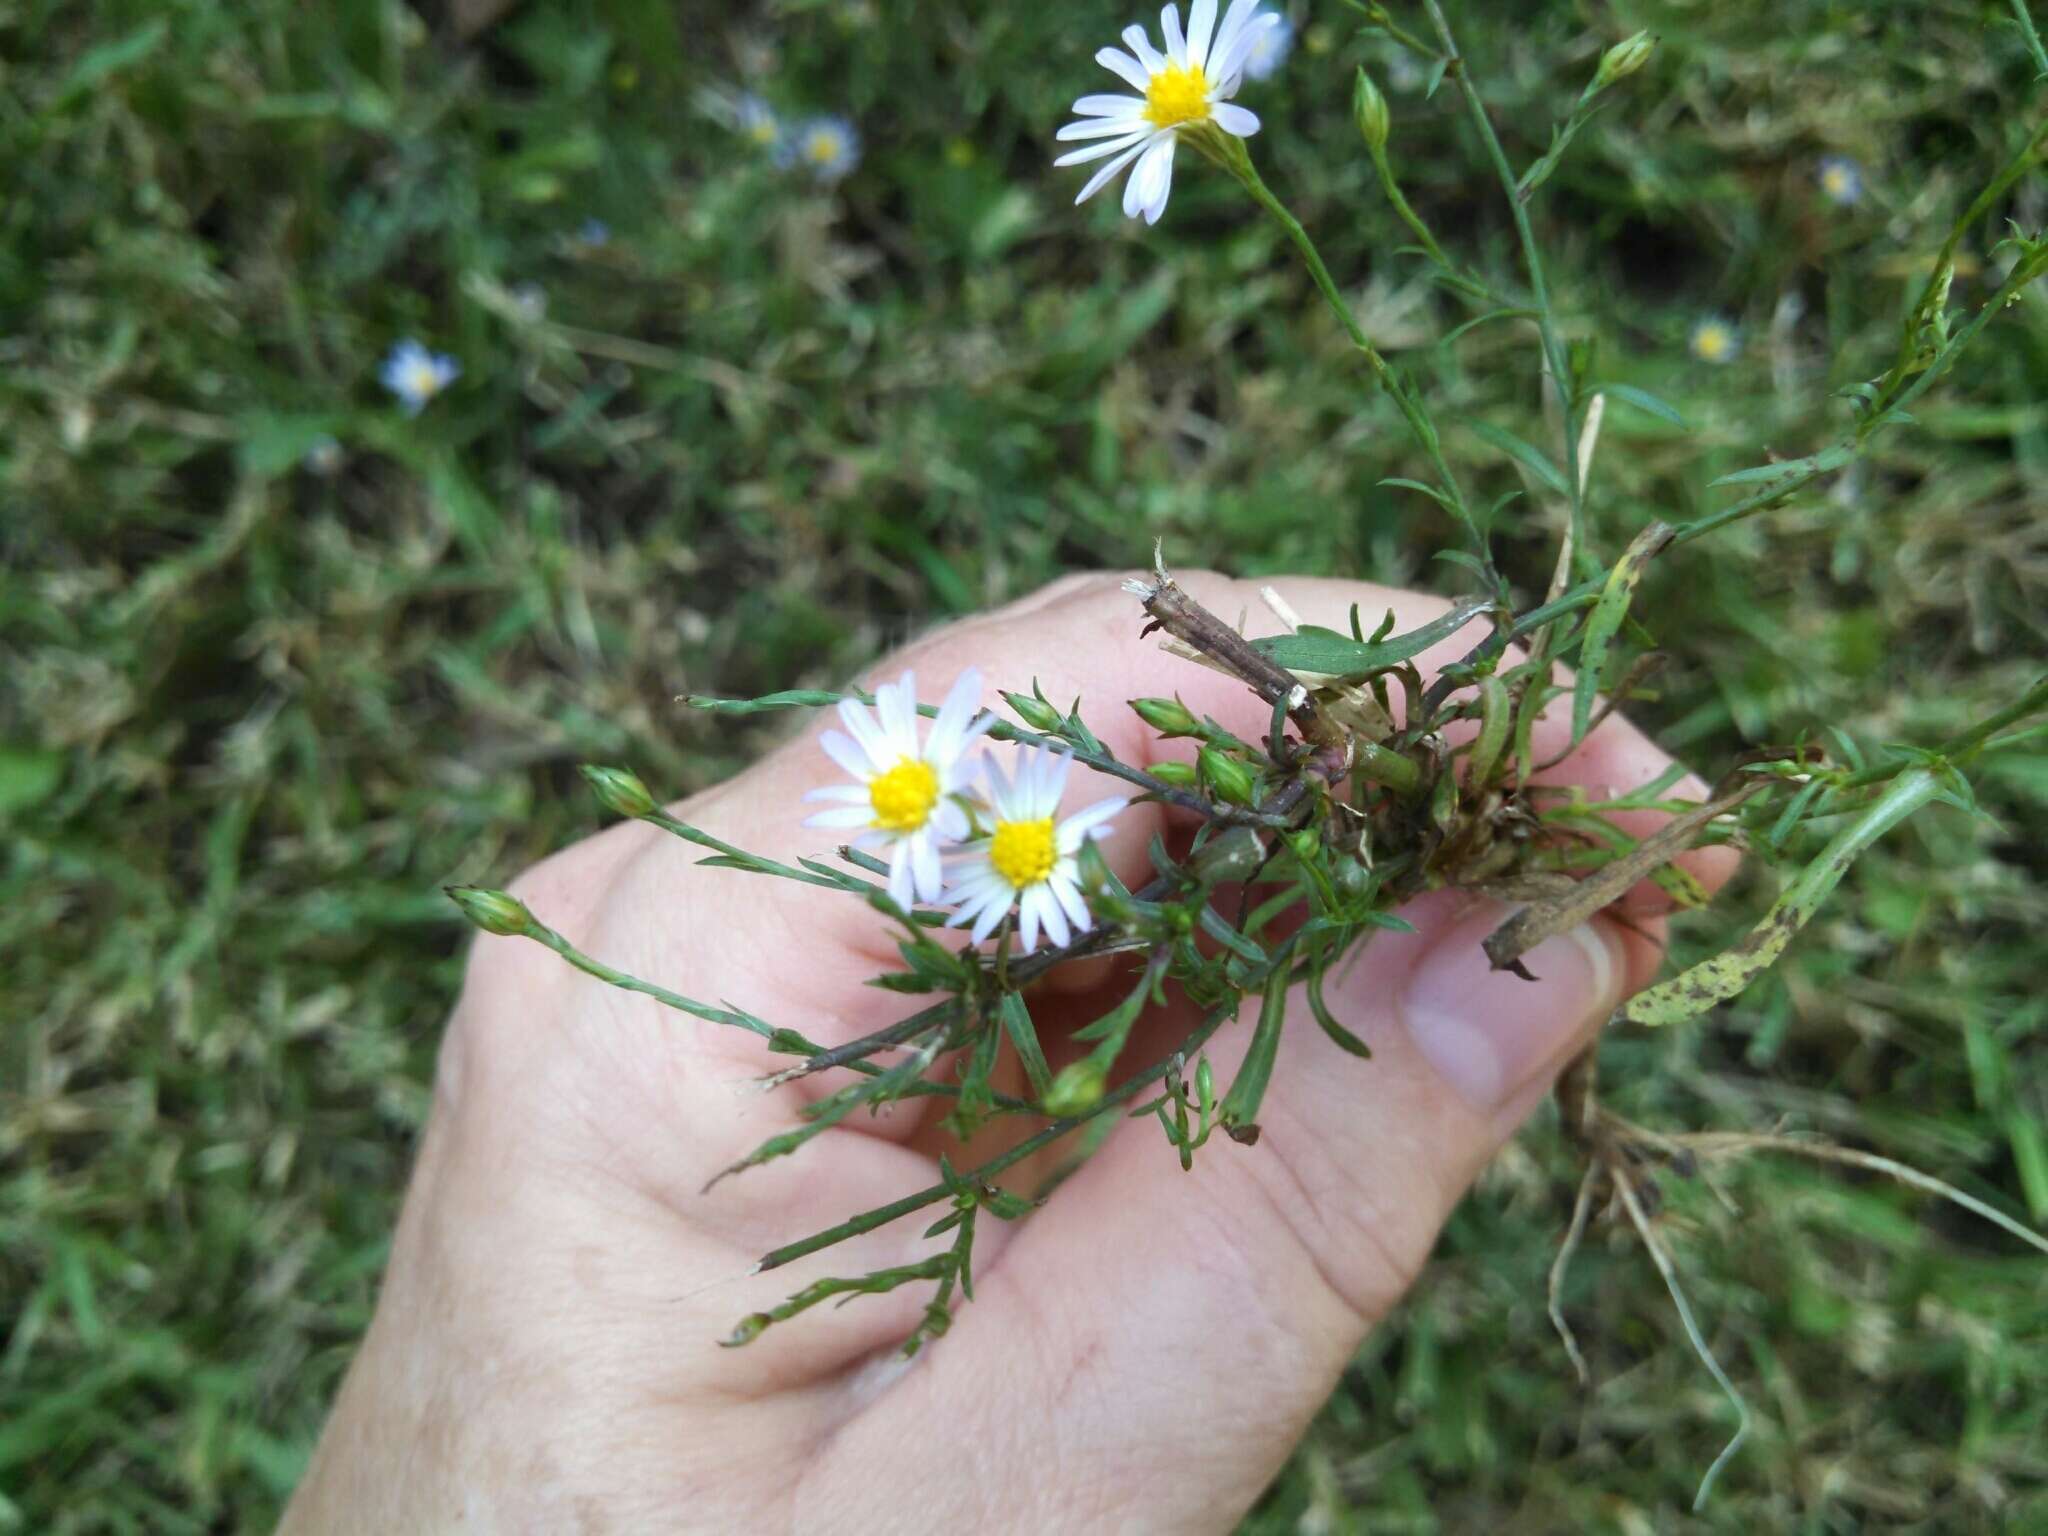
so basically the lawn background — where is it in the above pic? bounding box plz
[4,0,2047,1529]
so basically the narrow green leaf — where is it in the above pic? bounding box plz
[1597,383,1690,429]
[1625,770,1946,1027]
[1251,596,1492,680]
[998,992,1053,1100]
[1219,966,1290,1142]
[1464,417,1573,497]
[1572,520,1674,743]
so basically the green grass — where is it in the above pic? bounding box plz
[4,0,2046,1528]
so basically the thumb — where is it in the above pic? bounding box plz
[809,891,1628,1531]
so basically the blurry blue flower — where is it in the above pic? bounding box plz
[303,435,343,476]
[578,218,611,247]
[512,282,547,322]
[1241,12,1294,81]
[737,93,782,150]
[379,339,461,415]
[780,115,861,183]
[1688,315,1740,365]
[1817,154,1864,207]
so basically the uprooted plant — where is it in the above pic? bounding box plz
[448,3,2048,1506]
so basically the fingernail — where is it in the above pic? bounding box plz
[1398,906,1623,1112]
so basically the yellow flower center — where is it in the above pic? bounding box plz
[868,758,940,832]
[748,119,778,145]
[1693,325,1732,362]
[806,131,841,163]
[1143,62,1211,129]
[989,817,1058,888]
[1822,166,1850,197]
[404,361,442,397]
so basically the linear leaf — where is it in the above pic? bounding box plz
[1251,596,1492,680]
[1573,520,1674,743]
[1465,417,1573,497]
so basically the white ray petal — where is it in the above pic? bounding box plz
[1094,46,1151,92]
[876,671,917,752]
[804,805,875,830]
[1056,131,1151,167]
[1160,3,1187,67]
[819,728,875,782]
[1073,92,1149,117]
[887,845,916,908]
[1018,886,1043,951]
[1075,135,1154,205]
[1122,23,1165,73]
[1125,135,1175,221]
[1210,102,1259,137]
[802,784,870,804]
[1050,871,1092,931]
[1211,11,1276,89]
[1143,143,1175,223]
[970,892,1012,943]
[1038,884,1073,949]
[1057,796,1129,849]
[836,696,890,765]
[913,834,943,902]
[1209,0,1261,64]
[928,667,983,762]
[1186,0,1217,69]
[1057,114,1150,142]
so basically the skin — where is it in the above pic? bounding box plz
[281,572,1735,1534]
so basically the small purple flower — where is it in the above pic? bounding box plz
[379,339,460,415]
[578,218,611,247]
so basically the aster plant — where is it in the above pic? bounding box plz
[451,1,2048,1506]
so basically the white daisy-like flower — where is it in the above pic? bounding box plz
[804,669,993,908]
[1055,0,1279,225]
[943,744,1128,952]
[1817,154,1864,208]
[1689,314,1740,365]
[780,115,861,183]
[379,339,460,415]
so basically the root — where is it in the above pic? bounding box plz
[1609,1158,1752,1512]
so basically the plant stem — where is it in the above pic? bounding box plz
[1215,141,1481,551]
[2013,0,2048,77]
[1422,0,1588,572]
[756,1005,1237,1272]
[1369,147,1450,267]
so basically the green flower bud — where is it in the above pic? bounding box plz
[1353,68,1390,154]
[1131,696,1200,737]
[580,764,657,819]
[1198,745,1257,807]
[1146,760,1199,788]
[1592,30,1654,91]
[1042,1057,1108,1118]
[1002,690,1063,732]
[446,885,534,937]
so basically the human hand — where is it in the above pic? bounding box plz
[281,572,1734,1533]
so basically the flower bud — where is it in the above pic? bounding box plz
[1002,690,1063,732]
[1353,68,1389,154]
[580,764,657,819]
[1198,745,1257,807]
[446,885,534,937]
[1592,30,1654,91]
[1042,1057,1108,1117]
[1130,696,1199,737]
[1146,760,1198,788]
